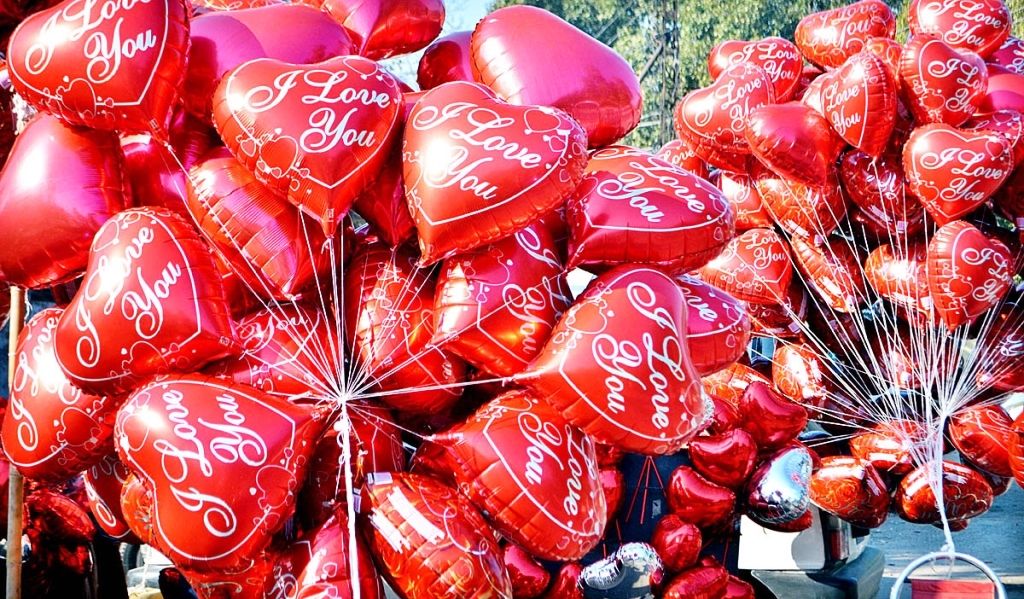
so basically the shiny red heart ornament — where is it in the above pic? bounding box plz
[701,362,773,407]
[819,51,897,157]
[417,30,473,90]
[651,514,702,573]
[850,420,927,475]
[566,146,735,273]
[213,56,403,236]
[689,429,758,490]
[865,241,932,314]
[895,460,994,524]
[425,389,606,561]
[708,37,803,102]
[908,0,1011,58]
[116,374,327,572]
[84,454,139,543]
[754,163,848,240]
[404,81,588,265]
[901,35,988,126]
[927,219,1013,329]
[746,102,845,188]
[516,265,705,455]
[989,35,1024,73]
[839,149,925,236]
[809,456,890,528]
[363,472,511,599]
[663,563,729,599]
[656,138,710,180]
[795,0,896,69]
[6,0,189,133]
[472,5,642,149]
[666,465,736,530]
[433,223,572,377]
[904,124,1012,225]
[320,0,443,60]
[54,208,238,396]
[737,381,808,452]
[949,405,1014,477]
[676,275,750,376]
[966,110,1024,167]
[699,228,793,305]
[504,545,551,599]
[771,341,830,411]
[791,234,865,313]
[713,171,773,230]
[0,114,129,289]
[3,308,117,480]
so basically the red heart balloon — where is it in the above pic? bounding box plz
[904,124,1012,225]
[865,36,905,93]
[676,275,750,376]
[746,102,845,188]
[1009,411,1024,489]
[851,420,928,476]
[674,63,777,171]
[3,308,117,480]
[901,35,988,126]
[689,429,758,490]
[423,389,606,561]
[737,381,808,452]
[989,35,1024,73]
[539,563,583,599]
[601,466,625,521]
[417,30,473,90]
[666,465,736,530]
[119,472,158,547]
[403,81,588,265]
[864,241,932,314]
[839,149,925,236]
[895,460,993,524]
[26,489,95,544]
[927,219,1013,329]
[809,456,890,529]
[752,163,848,240]
[213,56,404,236]
[706,395,742,435]
[516,266,706,454]
[771,341,830,411]
[949,405,1014,477]
[819,51,897,157]
[656,138,710,181]
[965,109,1024,167]
[701,362,772,407]
[699,228,794,305]
[791,234,865,313]
[0,114,129,289]
[908,0,1011,58]
[472,5,642,149]
[566,146,735,273]
[54,208,238,396]
[746,278,808,339]
[651,514,701,573]
[976,297,1024,390]
[662,563,729,599]
[504,545,551,599]
[116,374,327,572]
[320,0,444,60]
[344,241,466,414]
[363,472,511,599]
[795,0,896,69]
[179,554,277,599]
[433,222,572,377]
[84,453,139,543]
[980,64,1024,113]
[6,0,188,133]
[709,37,803,102]
[725,576,756,599]
[712,170,773,231]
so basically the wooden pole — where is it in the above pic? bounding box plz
[6,286,24,599]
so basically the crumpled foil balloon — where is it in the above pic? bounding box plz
[745,445,812,526]
[580,543,664,599]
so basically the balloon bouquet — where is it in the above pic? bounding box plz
[0,0,1021,598]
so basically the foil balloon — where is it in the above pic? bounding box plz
[791,235,865,313]
[675,275,751,376]
[965,110,1024,167]
[423,389,606,561]
[119,473,158,548]
[699,228,793,305]
[213,56,404,236]
[515,265,706,455]
[908,0,1011,58]
[472,5,642,149]
[706,396,742,435]
[865,36,905,92]
[115,374,327,572]
[989,36,1024,73]
[752,163,848,240]
[708,37,803,102]
[1010,412,1024,489]
[771,342,830,411]
[417,31,473,90]
[724,576,756,599]
[794,0,896,69]
[809,456,890,528]
[6,0,189,134]
[0,114,129,289]
[579,543,664,599]
[504,545,551,599]
[864,241,932,315]
[949,405,1015,477]
[179,554,277,599]
[895,461,994,524]
[745,445,813,526]
[565,146,735,273]
[601,466,626,521]
[319,0,444,60]
[662,563,729,599]
[688,429,758,490]
[655,138,710,181]
[745,102,845,188]
[976,297,1024,391]
[84,454,140,543]
[433,223,572,377]
[650,514,701,573]
[352,140,417,248]
[927,220,1013,329]
[713,171,773,231]
[745,278,808,339]
[980,64,1024,114]
[818,51,897,157]
[900,35,988,126]
[838,149,925,236]
[362,472,512,599]
[3,308,117,480]
[542,563,584,599]
[850,420,926,476]
[701,362,772,407]
[403,81,588,265]
[736,382,808,452]
[665,465,736,530]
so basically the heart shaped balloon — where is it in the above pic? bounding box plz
[417,31,473,90]
[656,138,710,180]
[976,297,1024,391]
[927,219,1013,329]
[504,545,551,599]
[516,265,706,454]
[116,374,327,572]
[472,5,642,149]
[651,514,701,574]
[3,308,117,480]
[966,110,1024,167]
[839,149,925,236]
[403,81,588,264]
[819,51,897,157]
[790,235,865,313]
[771,341,830,410]
[708,37,803,102]
[850,420,927,475]
[580,543,664,599]
[699,228,793,305]
[753,163,848,240]
[84,454,139,543]
[794,0,896,69]
[213,56,404,236]
[864,241,932,314]
[689,429,758,490]
[320,0,444,60]
[865,36,905,92]
[119,473,158,547]
[908,0,1011,58]
[433,222,572,377]
[989,36,1024,73]
[737,381,808,452]
[178,555,277,599]
[701,362,772,407]
[745,445,812,526]
[601,466,626,521]
[713,171,773,230]
[745,279,808,339]
[54,208,238,396]
[666,465,736,530]
[895,460,994,524]
[746,102,845,188]
[706,396,742,435]
[725,576,756,599]
[566,146,735,273]
[904,124,1012,225]
[6,0,189,133]
[662,563,729,599]
[675,275,750,376]
[901,35,988,126]
[949,405,1014,477]
[981,64,1024,114]
[0,113,129,289]
[809,456,890,528]
[363,472,512,599]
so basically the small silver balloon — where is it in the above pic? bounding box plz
[580,542,664,599]
[745,445,812,525]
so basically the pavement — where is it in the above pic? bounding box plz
[870,484,1024,598]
